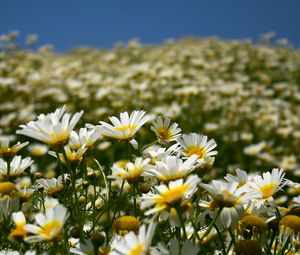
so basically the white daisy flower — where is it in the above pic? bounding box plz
[224,168,252,186]
[141,175,200,216]
[177,133,217,159]
[0,156,33,178]
[110,220,156,255]
[16,106,83,146]
[144,143,181,164]
[27,143,48,157]
[9,211,27,238]
[50,145,87,164]
[24,204,69,242]
[200,180,261,228]
[249,168,286,201]
[98,110,149,142]
[144,155,198,181]
[110,157,151,182]
[0,139,29,157]
[35,175,67,196]
[69,127,101,150]
[150,116,181,143]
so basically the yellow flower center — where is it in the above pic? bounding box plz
[129,166,143,177]
[113,216,140,233]
[38,220,62,239]
[156,128,172,141]
[260,183,277,199]
[160,173,186,182]
[49,131,69,146]
[9,226,27,237]
[129,244,143,255]
[156,185,188,205]
[116,125,136,132]
[186,146,206,158]
[280,215,300,232]
[211,190,240,208]
[117,160,129,168]
[48,186,63,196]
[241,215,267,230]
[0,182,16,195]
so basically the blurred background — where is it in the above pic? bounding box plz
[1,0,300,51]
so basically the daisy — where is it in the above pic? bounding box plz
[177,133,217,160]
[27,143,48,157]
[144,143,181,164]
[35,175,67,196]
[113,216,141,234]
[0,156,33,178]
[141,175,200,216]
[24,204,69,242]
[110,157,151,182]
[110,220,156,255]
[279,215,300,253]
[16,106,83,146]
[144,155,198,181]
[0,182,17,198]
[200,180,261,228]
[9,211,28,238]
[69,127,101,150]
[224,168,251,186]
[98,110,149,142]
[0,139,29,158]
[150,116,181,143]
[50,145,87,164]
[249,168,286,201]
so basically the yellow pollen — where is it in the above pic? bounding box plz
[156,128,172,141]
[117,160,129,168]
[9,226,27,237]
[211,190,240,208]
[129,244,143,255]
[0,182,16,195]
[49,131,69,146]
[116,125,136,132]
[155,185,188,205]
[113,216,140,233]
[48,187,63,195]
[260,183,277,199]
[38,220,62,239]
[186,146,206,158]
[280,215,300,232]
[129,166,143,177]
[241,215,267,230]
[161,173,186,182]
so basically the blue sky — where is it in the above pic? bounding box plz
[1,0,299,51]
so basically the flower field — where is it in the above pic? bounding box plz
[0,33,300,254]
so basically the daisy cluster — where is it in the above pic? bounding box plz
[0,107,299,254]
[1,31,300,185]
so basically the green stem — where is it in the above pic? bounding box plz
[214,224,226,255]
[228,227,236,245]
[200,207,223,242]
[112,179,125,221]
[55,150,66,204]
[140,139,158,152]
[191,220,200,241]
[93,158,109,200]
[176,207,187,240]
